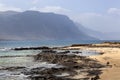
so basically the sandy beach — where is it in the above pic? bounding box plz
[90,48,120,80]
[65,42,120,80]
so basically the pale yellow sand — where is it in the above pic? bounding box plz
[90,48,120,80]
[65,46,120,80]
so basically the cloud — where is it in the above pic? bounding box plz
[29,6,71,14]
[40,6,70,13]
[71,8,120,32]
[108,8,120,15]
[0,3,22,11]
[29,6,38,11]
[32,0,39,4]
[29,6,120,32]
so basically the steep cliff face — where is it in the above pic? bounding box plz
[0,11,95,40]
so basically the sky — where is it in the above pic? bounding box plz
[0,0,120,32]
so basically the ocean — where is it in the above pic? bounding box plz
[0,40,119,57]
[0,40,100,55]
[1,40,120,55]
[0,40,120,54]
[0,40,111,48]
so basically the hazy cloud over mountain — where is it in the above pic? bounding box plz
[28,6,120,33]
[29,6,71,15]
[0,3,21,11]
[72,8,120,32]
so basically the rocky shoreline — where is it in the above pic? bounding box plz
[0,49,105,80]
[1,41,119,80]
[10,42,120,51]
[30,50,105,80]
[70,42,120,48]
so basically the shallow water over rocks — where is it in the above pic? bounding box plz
[0,55,65,80]
[0,48,102,80]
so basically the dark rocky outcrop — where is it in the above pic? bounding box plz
[13,46,50,50]
[71,44,92,47]
[0,66,26,71]
[29,51,105,80]
[70,41,120,48]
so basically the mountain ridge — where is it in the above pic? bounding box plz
[0,11,96,40]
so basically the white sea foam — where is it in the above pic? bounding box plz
[29,62,63,69]
[56,73,70,77]
[0,48,11,51]
[0,71,29,80]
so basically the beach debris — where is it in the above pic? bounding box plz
[106,61,110,66]
[106,61,112,68]
[99,52,104,55]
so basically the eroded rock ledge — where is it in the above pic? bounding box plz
[25,50,105,80]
